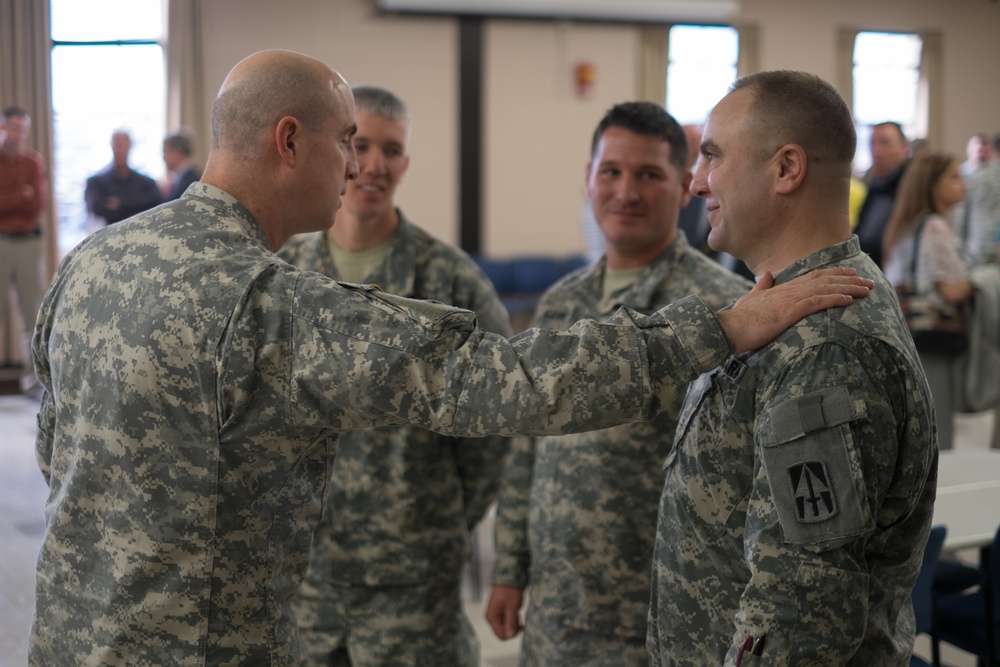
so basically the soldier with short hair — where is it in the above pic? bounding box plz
[280,85,512,667]
[647,71,935,666]
[487,102,750,666]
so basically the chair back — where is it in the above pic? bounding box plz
[935,522,1000,664]
[913,525,948,634]
[509,257,564,295]
[988,523,1000,662]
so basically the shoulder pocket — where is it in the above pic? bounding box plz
[759,386,873,548]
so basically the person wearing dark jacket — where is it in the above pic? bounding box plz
[854,121,911,268]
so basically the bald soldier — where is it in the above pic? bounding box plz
[30,50,872,666]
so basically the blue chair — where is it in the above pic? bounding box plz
[936,523,1000,666]
[562,254,590,275]
[472,255,515,295]
[912,525,947,667]
[508,257,564,295]
[499,257,565,323]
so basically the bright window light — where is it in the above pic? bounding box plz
[50,0,163,42]
[666,25,738,127]
[852,32,923,174]
[50,0,166,256]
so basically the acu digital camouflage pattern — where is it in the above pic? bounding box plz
[289,573,478,666]
[279,213,514,666]
[648,238,937,667]
[492,235,750,666]
[30,183,733,666]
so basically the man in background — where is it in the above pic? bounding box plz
[85,128,162,224]
[0,106,47,397]
[961,132,992,176]
[162,130,201,200]
[648,71,934,665]
[964,132,1000,266]
[280,85,513,666]
[961,132,1000,451]
[854,121,911,268]
[486,102,750,665]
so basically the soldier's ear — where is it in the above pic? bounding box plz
[774,144,806,195]
[274,116,301,167]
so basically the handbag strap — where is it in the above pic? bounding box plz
[908,214,931,286]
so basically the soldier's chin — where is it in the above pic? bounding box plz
[706,228,726,254]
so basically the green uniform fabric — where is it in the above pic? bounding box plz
[31,183,733,666]
[279,213,514,666]
[493,236,750,666]
[648,237,937,667]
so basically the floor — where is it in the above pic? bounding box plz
[0,391,990,667]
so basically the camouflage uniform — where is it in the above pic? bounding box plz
[493,236,750,666]
[278,213,513,666]
[648,238,937,667]
[31,183,733,667]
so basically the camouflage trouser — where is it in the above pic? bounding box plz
[291,576,479,667]
[518,614,649,667]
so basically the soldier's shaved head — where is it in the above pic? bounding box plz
[200,50,358,248]
[211,49,343,158]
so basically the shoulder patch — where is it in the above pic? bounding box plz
[759,386,873,547]
[789,460,837,523]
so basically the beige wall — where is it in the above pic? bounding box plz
[483,20,636,256]
[738,0,1000,156]
[196,0,1000,257]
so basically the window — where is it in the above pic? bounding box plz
[852,31,924,174]
[50,0,166,256]
[665,25,739,127]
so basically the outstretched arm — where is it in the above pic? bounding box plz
[718,268,873,353]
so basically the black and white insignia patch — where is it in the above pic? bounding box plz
[789,460,838,523]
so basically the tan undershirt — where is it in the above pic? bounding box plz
[328,236,394,284]
[602,266,644,300]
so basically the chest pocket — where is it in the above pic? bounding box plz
[758,385,873,548]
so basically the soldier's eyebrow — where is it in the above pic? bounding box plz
[701,139,722,157]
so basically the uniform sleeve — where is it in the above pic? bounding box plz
[455,434,515,530]
[34,391,55,485]
[452,279,517,529]
[32,287,56,485]
[728,341,930,665]
[288,273,731,438]
[490,434,535,588]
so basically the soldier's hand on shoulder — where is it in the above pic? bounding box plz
[719,268,873,353]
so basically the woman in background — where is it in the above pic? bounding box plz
[883,153,971,450]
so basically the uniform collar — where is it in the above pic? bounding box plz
[771,236,861,286]
[182,182,271,250]
[563,233,690,313]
